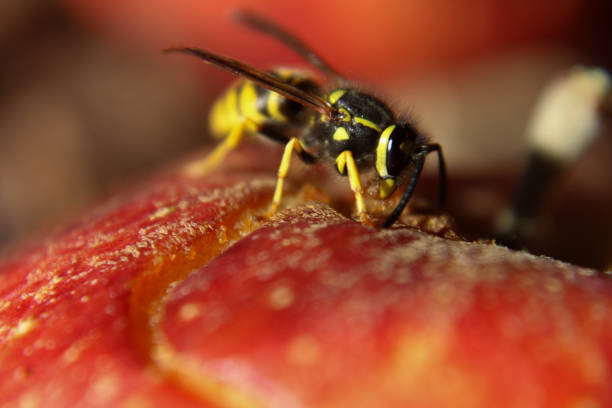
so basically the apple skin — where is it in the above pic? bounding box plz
[1,144,612,407]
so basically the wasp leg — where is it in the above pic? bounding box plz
[184,121,250,177]
[268,137,308,215]
[337,150,371,225]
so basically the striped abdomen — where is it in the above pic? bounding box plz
[209,69,320,138]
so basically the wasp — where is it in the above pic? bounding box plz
[165,11,446,227]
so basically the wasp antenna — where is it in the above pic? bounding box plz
[164,46,339,119]
[382,144,446,228]
[232,9,344,82]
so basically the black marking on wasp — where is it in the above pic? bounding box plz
[164,10,446,227]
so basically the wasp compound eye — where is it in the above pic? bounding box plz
[386,125,417,177]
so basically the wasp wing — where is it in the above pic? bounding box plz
[164,46,338,120]
[233,10,344,82]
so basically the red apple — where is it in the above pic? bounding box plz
[1,143,611,407]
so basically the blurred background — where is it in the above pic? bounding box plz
[0,0,610,268]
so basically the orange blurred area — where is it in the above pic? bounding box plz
[61,0,582,79]
[1,0,611,267]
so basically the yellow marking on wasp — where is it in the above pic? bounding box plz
[376,125,396,178]
[328,89,346,104]
[210,85,240,137]
[379,178,396,199]
[267,91,286,122]
[354,116,382,131]
[333,127,350,141]
[339,150,368,223]
[335,153,347,174]
[225,86,238,115]
[269,137,306,214]
[239,82,268,125]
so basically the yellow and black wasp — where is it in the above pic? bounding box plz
[165,11,446,227]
